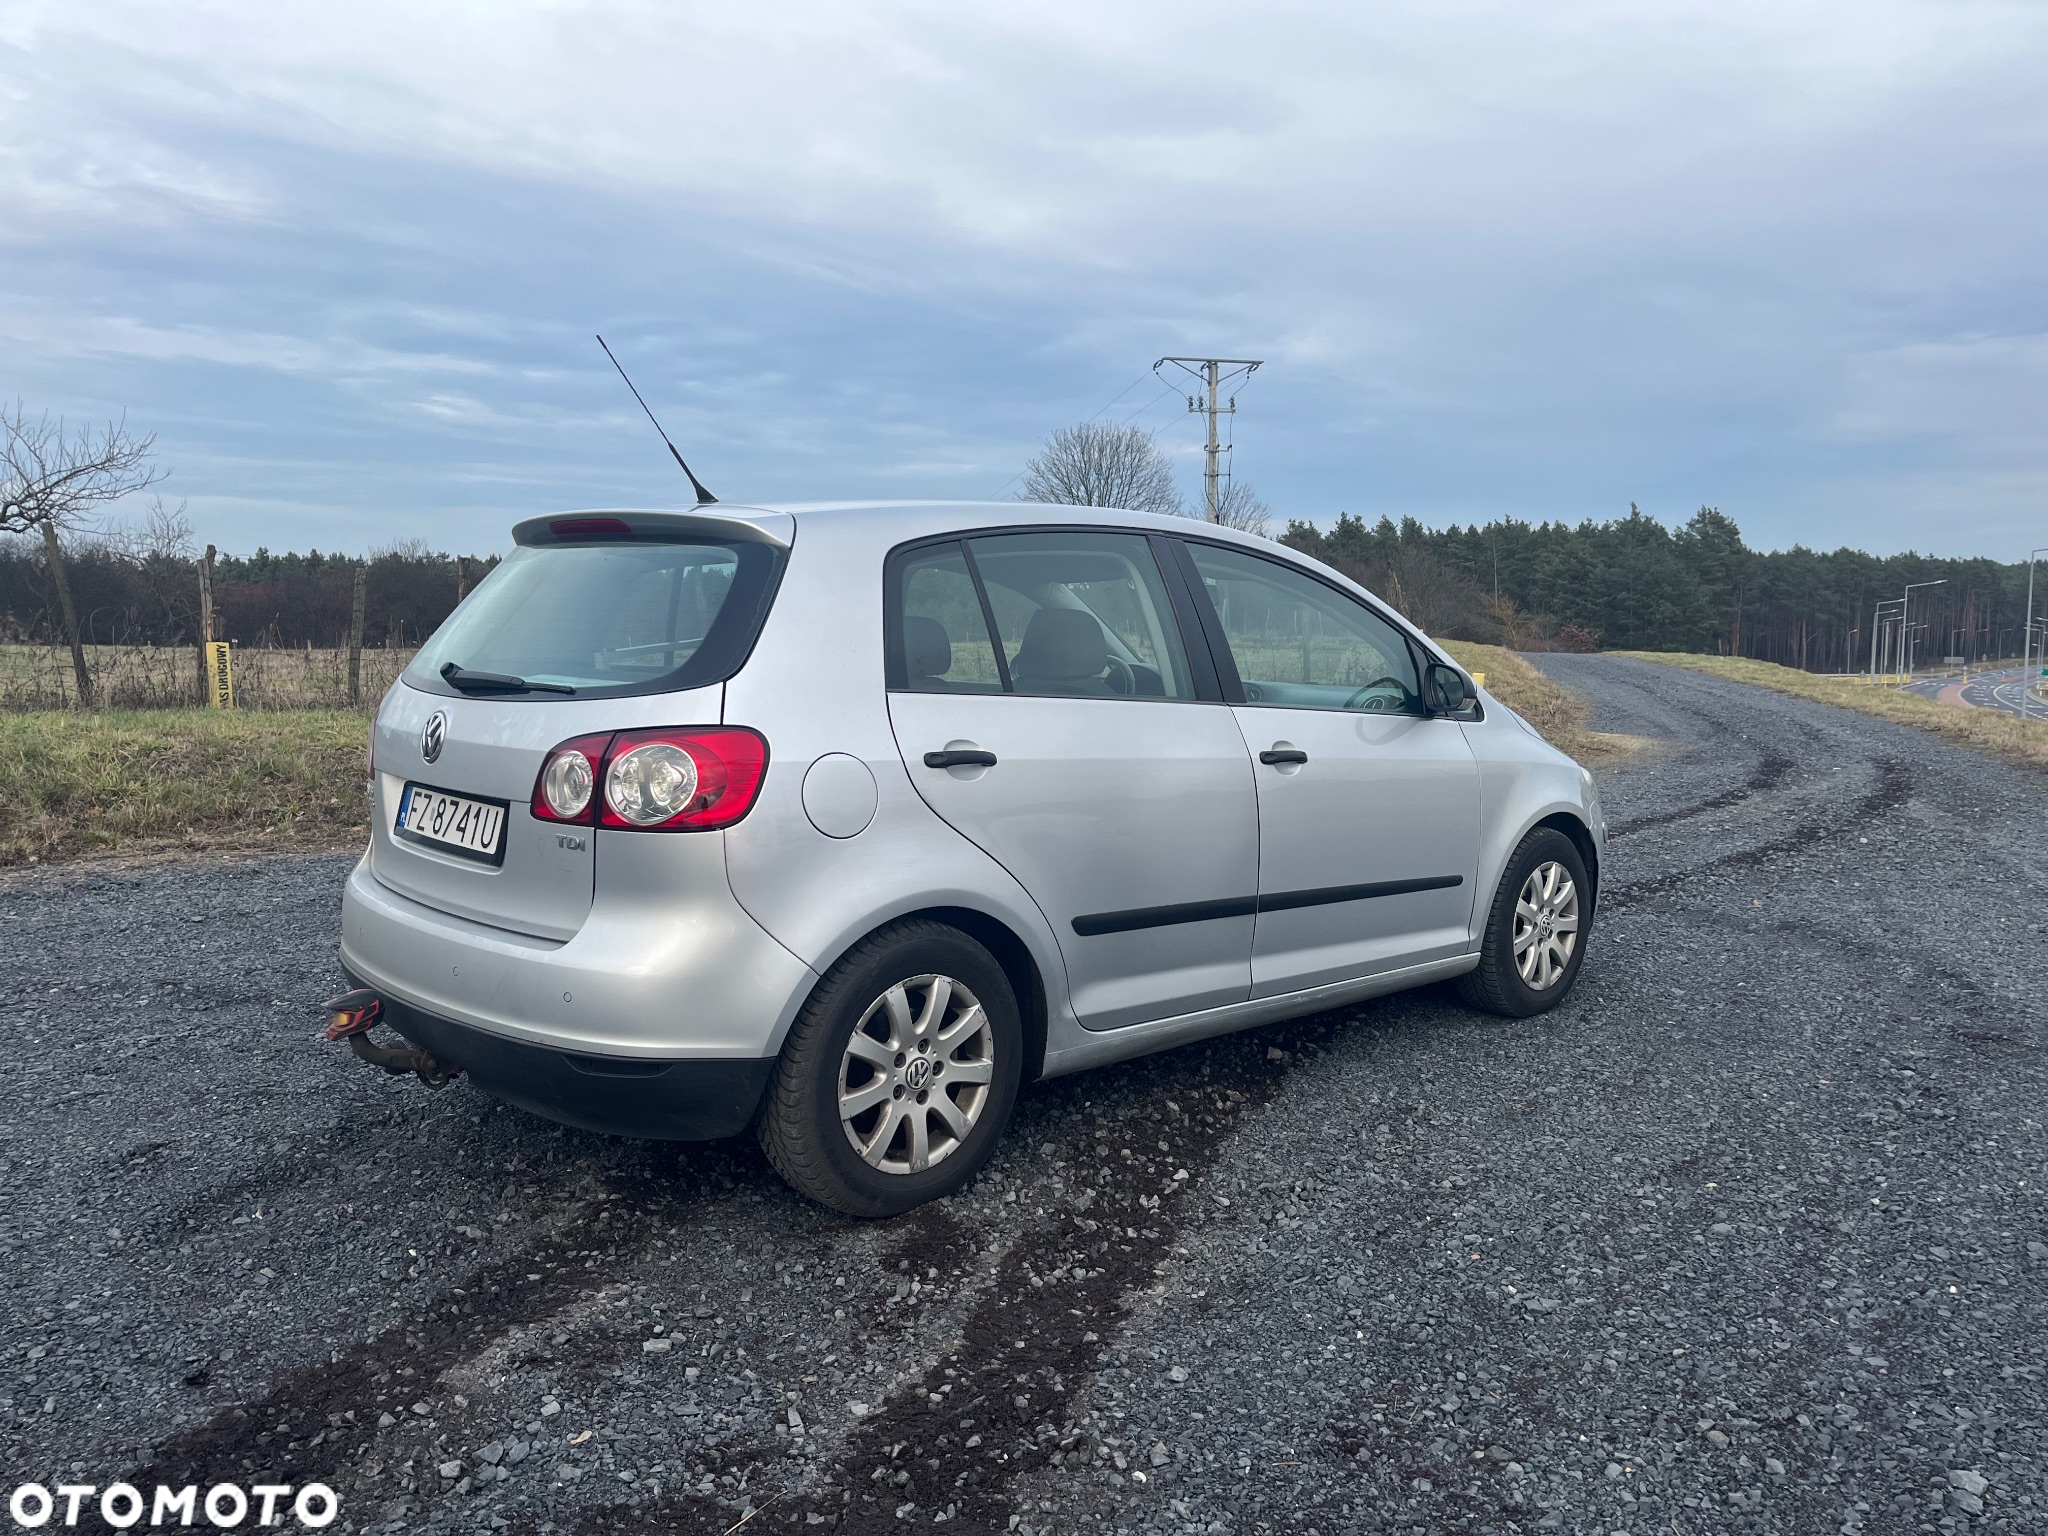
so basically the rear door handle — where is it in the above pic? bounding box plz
[1259,748,1309,766]
[924,749,998,769]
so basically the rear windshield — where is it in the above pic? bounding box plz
[405,538,783,699]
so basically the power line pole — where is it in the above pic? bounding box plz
[1155,357,1262,521]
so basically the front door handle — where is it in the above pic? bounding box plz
[1259,747,1309,766]
[925,749,998,769]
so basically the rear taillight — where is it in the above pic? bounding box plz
[532,733,615,824]
[600,728,768,831]
[530,727,768,832]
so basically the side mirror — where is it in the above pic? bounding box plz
[1425,662,1474,715]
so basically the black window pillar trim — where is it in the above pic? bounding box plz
[1146,532,1226,704]
[955,537,1015,694]
[1162,536,1247,704]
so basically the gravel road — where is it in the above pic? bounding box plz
[2,654,2043,1536]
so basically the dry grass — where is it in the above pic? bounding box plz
[0,709,372,868]
[1442,642,1650,764]
[0,646,1642,869]
[1613,651,2048,773]
[0,642,414,710]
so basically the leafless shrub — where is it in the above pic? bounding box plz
[1021,423,1184,516]
[1210,480,1272,535]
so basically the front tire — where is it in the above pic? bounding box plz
[758,920,1023,1217]
[1456,826,1591,1017]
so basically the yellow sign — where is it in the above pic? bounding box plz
[206,641,235,708]
[1472,672,1487,689]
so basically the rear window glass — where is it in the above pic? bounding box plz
[406,538,782,699]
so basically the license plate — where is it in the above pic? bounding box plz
[395,783,509,865]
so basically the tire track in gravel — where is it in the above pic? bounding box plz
[127,1157,711,1496]
[1605,758,1912,908]
[569,1050,1291,1536]
[1606,750,1793,837]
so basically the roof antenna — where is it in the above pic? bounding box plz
[595,334,718,504]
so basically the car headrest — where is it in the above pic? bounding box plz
[1013,608,1107,679]
[903,615,952,678]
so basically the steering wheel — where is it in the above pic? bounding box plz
[1344,677,1408,712]
[1103,656,1135,695]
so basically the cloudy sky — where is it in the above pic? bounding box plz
[3,0,2044,559]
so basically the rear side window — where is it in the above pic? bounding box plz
[407,538,782,699]
[895,544,1004,692]
[886,530,1196,701]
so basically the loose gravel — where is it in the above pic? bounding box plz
[1,655,2043,1536]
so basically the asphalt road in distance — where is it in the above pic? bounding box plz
[0,654,2042,1535]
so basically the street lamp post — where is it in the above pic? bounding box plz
[2023,548,2048,721]
[1900,580,1945,681]
[1871,597,1903,681]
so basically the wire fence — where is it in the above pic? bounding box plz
[0,642,414,711]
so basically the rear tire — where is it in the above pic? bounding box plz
[758,920,1023,1217]
[1456,826,1592,1017]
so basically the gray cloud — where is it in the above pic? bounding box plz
[1,0,2043,555]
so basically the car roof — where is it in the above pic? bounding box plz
[520,499,1456,665]
[536,499,1289,548]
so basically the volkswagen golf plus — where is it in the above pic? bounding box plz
[334,502,1603,1216]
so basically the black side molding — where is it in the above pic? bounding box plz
[1072,874,1464,937]
[1255,875,1464,913]
[1072,894,1259,937]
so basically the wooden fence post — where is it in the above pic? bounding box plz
[196,544,216,705]
[40,521,93,707]
[348,562,367,706]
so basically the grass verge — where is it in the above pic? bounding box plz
[4,649,1637,868]
[0,710,371,869]
[1442,642,1650,764]
[1612,652,2048,772]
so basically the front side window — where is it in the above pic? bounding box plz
[408,537,778,699]
[1186,543,1423,714]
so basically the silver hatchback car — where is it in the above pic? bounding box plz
[335,501,1602,1215]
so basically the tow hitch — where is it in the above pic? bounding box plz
[323,988,461,1090]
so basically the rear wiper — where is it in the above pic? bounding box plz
[440,662,576,696]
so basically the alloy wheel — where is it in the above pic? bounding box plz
[1513,860,1580,990]
[837,974,995,1174]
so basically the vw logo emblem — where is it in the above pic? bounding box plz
[421,711,447,764]
[904,1056,932,1091]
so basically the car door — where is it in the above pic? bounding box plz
[1177,540,1483,998]
[885,528,1259,1031]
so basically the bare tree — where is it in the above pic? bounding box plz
[1,405,164,705]
[1020,423,1183,516]
[1211,479,1273,536]
[111,496,201,650]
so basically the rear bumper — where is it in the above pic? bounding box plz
[356,979,775,1140]
[338,845,818,1059]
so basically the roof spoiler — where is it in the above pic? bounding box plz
[511,510,791,548]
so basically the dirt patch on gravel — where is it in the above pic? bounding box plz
[569,1056,1289,1535]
